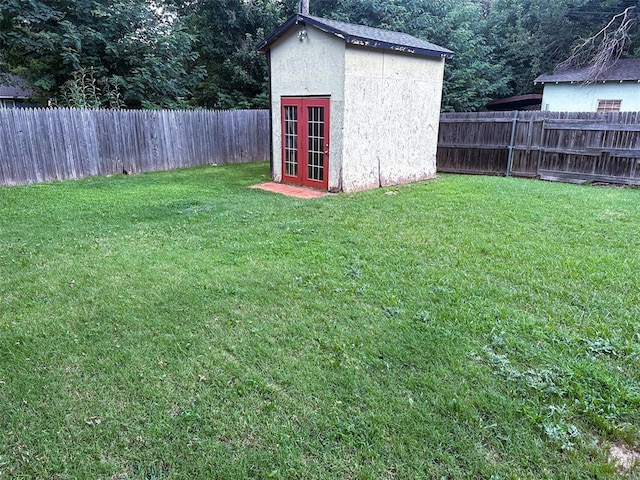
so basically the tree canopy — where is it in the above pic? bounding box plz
[0,0,202,108]
[1,0,638,111]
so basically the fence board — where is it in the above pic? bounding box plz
[0,107,270,186]
[544,120,640,132]
[437,111,640,185]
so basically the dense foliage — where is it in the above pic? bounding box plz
[1,0,638,110]
[0,0,202,108]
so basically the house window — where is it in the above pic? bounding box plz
[597,100,621,112]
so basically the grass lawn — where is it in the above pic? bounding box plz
[1,162,639,479]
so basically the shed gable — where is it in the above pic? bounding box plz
[258,14,452,60]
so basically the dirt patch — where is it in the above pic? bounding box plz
[609,443,640,474]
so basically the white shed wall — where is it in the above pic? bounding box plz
[341,46,445,192]
[269,27,345,191]
[541,82,640,112]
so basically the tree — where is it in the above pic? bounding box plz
[485,0,640,96]
[484,0,582,96]
[178,0,640,110]
[561,5,639,81]
[185,0,295,109]
[408,0,510,111]
[0,0,202,108]
[4,0,634,111]
[307,0,510,111]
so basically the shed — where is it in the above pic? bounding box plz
[534,58,640,112]
[257,14,453,192]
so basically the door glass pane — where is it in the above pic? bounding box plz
[307,106,324,181]
[284,106,298,176]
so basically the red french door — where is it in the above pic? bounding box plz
[281,97,330,190]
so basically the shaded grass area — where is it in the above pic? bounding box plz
[1,163,639,478]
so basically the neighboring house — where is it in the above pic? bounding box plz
[258,14,452,192]
[534,58,640,112]
[0,75,33,108]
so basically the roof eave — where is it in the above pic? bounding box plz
[301,15,452,59]
[535,78,640,84]
[344,35,453,58]
[257,14,454,59]
[257,14,302,53]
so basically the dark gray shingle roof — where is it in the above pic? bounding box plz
[534,58,640,83]
[258,14,453,59]
[0,75,33,99]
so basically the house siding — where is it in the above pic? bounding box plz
[541,82,640,112]
[269,26,345,191]
[342,46,444,192]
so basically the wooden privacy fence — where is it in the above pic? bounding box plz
[437,111,640,185]
[0,108,270,186]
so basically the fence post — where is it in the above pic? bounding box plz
[506,110,518,177]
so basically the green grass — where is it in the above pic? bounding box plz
[1,163,639,479]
